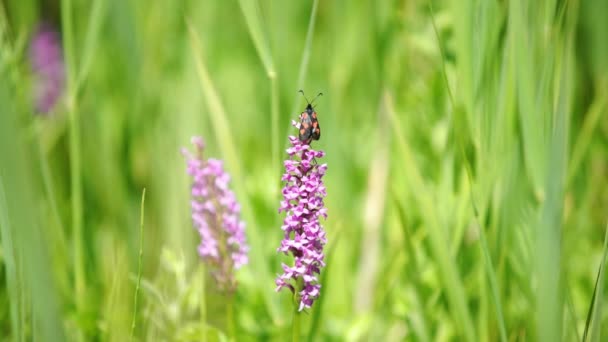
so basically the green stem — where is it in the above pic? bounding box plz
[292,278,303,342]
[271,75,279,184]
[61,0,85,340]
[226,295,235,340]
[37,132,68,263]
[200,265,207,342]
[130,188,146,341]
[69,93,84,308]
[292,307,301,342]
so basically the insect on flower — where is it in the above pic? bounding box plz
[297,90,323,144]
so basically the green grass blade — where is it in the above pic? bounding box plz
[428,2,455,107]
[536,49,569,342]
[0,174,21,340]
[271,75,280,184]
[76,0,106,91]
[582,221,608,342]
[130,188,146,341]
[567,93,606,186]
[186,20,242,186]
[199,264,207,342]
[237,0,275,77]
[61,0,77,88]
[392,194,430,342]
[61,0,86,336]
[565,281,582,341]
[468,195,508,342]
[36,134,67,246]
[236,0,280,181]
[293,0,319,92]
[0,27,22,339]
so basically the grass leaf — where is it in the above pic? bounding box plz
[237,0,275,77]
[130,188,146,341]
[582,222,608,342]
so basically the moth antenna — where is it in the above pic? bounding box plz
[310,92,323,106]
[298,89,311,105]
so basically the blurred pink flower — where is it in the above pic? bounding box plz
[182,137,249,292]
[30,23,65,114]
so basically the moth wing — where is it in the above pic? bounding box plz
[312,119,321,140]
[298,112,314,142]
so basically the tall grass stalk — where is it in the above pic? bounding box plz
[227,296,235,339]
[567,94,606,186]
[582,221,608,342]
[199,264,207,342]
[186,20,243,190]
[536,47,569,342]
[0,178,21,341]
[130,188,146,341]
[466,187,508,342]
[0,26,22,333]
[237,0,274,76]
[236,0,281,183]
[75,0,106,91]
[292,310,301,342]
[393,194,431,342]
[36,129,68,264]
[271,75,280,185]
[61,1,86,338]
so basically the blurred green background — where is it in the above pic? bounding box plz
[1,0,608,340]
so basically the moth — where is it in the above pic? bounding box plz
[297,90,323,144]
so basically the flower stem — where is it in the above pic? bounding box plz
[292,278,303,342]
[292,307,301,342]
[200,264,207,342]
[226,295,235,340]
[61,0,85,340]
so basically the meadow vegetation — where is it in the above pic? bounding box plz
[1,0,608,340]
